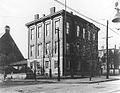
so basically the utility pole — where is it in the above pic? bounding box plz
[89,40,92,81]
[49,47,52,78]
[106,20,109,79]
[57,28,60,81]
[113,45,116,75]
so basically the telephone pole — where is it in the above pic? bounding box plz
[57,28,60,81]
[106,20,109,79]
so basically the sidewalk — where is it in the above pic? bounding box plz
[2,75,120,85]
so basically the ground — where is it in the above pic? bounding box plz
[0,76,120,93]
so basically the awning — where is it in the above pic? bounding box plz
[10,60,27,66]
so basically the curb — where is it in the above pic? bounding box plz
[1,78,120,85]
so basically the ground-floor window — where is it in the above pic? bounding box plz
[66,60,70,70]
[30,63,33,69]
[54,60,58,69]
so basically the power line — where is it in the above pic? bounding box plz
[54,0,120,36]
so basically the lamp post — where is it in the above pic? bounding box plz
[112,1,120,76]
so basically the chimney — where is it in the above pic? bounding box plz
[5,25,10,33]
[34,14,39,20]
[50,7,55,14]
[43,14,45,17]
[71,11,73,15]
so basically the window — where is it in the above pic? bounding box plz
[93,33,95,40]
[46,43,50,55]
[66,60,70,69]
[66,22,70,34]
[55,20,60,34]
[38,44,42,56]
[38,26,42,38]
[77,25,80,37]
[54,60,58,69]
[45,23,50,36]
[83,28,85,39]
[45,61,49,68]
[83,45,85,56]
[31,28,34,40]
[37,63,41,69]
[77,43,80,51]
[88,31,90,40]
[66,43,70,53]
[30,46,34,57]
[30,63,33,69]
[55,41,58,54]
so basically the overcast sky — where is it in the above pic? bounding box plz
[0,0,119,58]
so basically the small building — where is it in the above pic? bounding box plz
[98,48,120,75]
[26,7,100,76]
[0,26,26,73]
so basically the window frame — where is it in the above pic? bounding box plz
[30,45,34,57]
[46,42,50,55]
[54,60,58,69]
[55,20,60,34]
[88,30,90,40]
[93,33,96,40]
[55,41,58,54]
[66,22,70,34]
[77,25,80,37]
[45,23,50,37]
[45,61,49,68]
[66,43,70,53]
[38,25,42,38]
[83,28,85,39]
[30,28,34,40]
[38,44,42,56]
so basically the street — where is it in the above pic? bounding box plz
[0,79,120,93]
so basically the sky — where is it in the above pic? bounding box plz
[0,0,120,58]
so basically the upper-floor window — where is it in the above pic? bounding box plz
[45,23,50,36]
[93,33,96,40]
[55,20,60,34]
[66,22,70,34]
[55,41,58,54]
[83,45,85,56]
[30,45,34,57]
[38,26,42,38]
[77,25,80,37]
[31,28,34,40]
[45,61,49,68]
[46,43,50,55]
[77,43,80,51]
[83,28,85,39]
[88,31,90,40]
[38,44,42,56]
[66,43,70,53]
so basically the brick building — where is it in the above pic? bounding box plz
[26,7,100,76]
[0,26,25,73]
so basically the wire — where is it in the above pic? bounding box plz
[54,0,120,36]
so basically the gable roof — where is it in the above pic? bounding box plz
[0,33,4,38]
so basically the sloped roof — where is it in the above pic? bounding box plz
[0,33,4,38]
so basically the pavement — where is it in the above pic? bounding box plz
[1,75,120,85]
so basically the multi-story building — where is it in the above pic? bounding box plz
[26,7,100,76]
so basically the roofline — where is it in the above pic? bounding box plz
[25,9,100,31]
[25,10,64,27]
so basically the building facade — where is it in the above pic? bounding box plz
[26,7,100,76]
